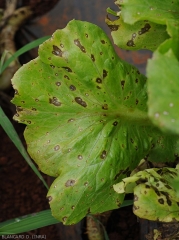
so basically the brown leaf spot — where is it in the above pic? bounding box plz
[108,24,119,31]
[96,78,102,84]
[127,40,135,47]
[62,67,72,72]
[54,145,60,151]
[121,80,125,90]
[100,150,107,159]
[91,54,95,62]
[69,85,76,91]
[52,45,63,57]
[74,39,86,53]
[103,69,108,78]
[65,179,76,187]
[158,198,164,204]
[113,121,118,126]
[64,75,70,80]
[47,196,53,202]
[138,23,151,35]
[102,104,108,110]
[56,82,61,86]
[49,97,61,106]
[75,97,87,107]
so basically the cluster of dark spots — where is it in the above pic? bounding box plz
[64,75,70,80]
[102,104,108,110]
[49,97,61,106]
[74,39,86,53]
[75,97,87,107]
[56,81,61,86]
[96,78,102,84]
[32,108,37,111]
[100,150,107,159]
[136,99,139,105]
[35,98,39,102]
[103,70,108,78]
[100,52,103,55]
[138,23,151,35]
[27,121,31,124]
[130,138,134,143]
[121,80,125,90]
[91,54,95,62]
[69,85,76,91]
[50,64,55,69]
[52,45,63,57]
[113,121,118,126]
[101,40,105,44]
[97,86,101,89]
[62,67,72,72]
[21,100,25,104]
[85,33,88,38]
[108,24,119,31]
[65,179,76,187]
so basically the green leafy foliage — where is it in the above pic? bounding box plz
[105,16,169,51]
[11,19,175,225]
[114,166,179,222]
[11,0,179,224]
[147,20,179,134]
[115,0,179,25]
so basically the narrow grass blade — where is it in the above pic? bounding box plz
[0,210,59,235]
[0,107,49,189]
[0,36,50,74]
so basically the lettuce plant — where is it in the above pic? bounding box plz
[11,0,179,225]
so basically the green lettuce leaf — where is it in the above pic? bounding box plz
[114,166,179,222]
[106,15,169,51]
[115,0,179,25]
[11,20,179,224]
[147,21,179,134]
